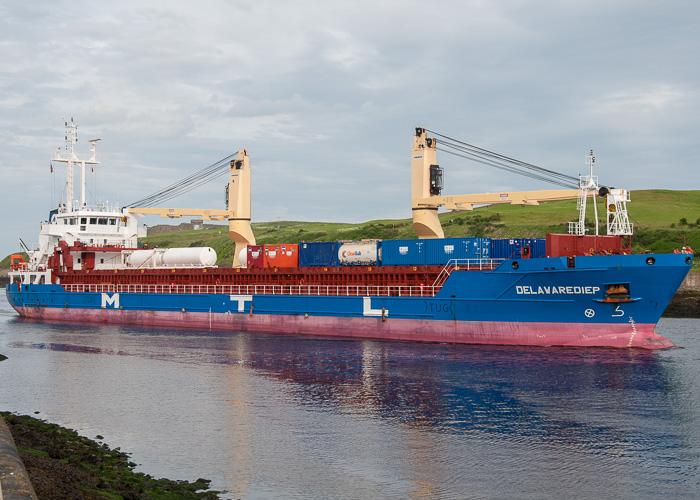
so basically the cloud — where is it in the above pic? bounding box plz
[0,0,699,258]
[592,84,687,114]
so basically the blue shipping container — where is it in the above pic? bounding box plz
[424,237,491,265]
[491,238,546,259]
[472,237,491,260]
[299,241,340,267]
[491,238,524,259]
[424,238,465,265]
[527,238,546,258]
[381,239,426,266]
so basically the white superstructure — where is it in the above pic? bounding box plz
[22,119,146,274]
[8,119,220,287]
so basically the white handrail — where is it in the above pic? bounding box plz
[432,258,503,287]
[58,260,503,297]
[61,282,441,297]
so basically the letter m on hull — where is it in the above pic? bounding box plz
[101,293,120,309]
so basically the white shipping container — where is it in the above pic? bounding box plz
[338,242,381,266]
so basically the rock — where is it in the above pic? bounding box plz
[662,292,700,318]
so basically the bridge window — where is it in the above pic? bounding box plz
[98,218,108,225]
[81,218,87,224]
[90,217,97,224]
[109,218,117,225]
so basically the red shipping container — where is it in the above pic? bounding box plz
[546,234,627,257]
[263,244,299,268]
[247,245,265,268]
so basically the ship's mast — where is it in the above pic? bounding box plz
[63,118,78,210]
[51,118,100,213]
[569,150,600,236]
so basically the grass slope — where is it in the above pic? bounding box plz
[1,190,697,269]
[140,189,699,268]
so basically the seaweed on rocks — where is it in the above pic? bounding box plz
[662,291,700,318]
[1,412,220,499]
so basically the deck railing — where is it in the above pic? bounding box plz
[431,258,503,287]
[59,259,503,297]
[61,283,440,298]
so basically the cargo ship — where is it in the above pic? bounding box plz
[5,122,693,349]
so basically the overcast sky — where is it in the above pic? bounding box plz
[1,0,698,258]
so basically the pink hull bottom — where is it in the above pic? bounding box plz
[14,307,674,349]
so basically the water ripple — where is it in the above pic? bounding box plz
[1,296,699,499]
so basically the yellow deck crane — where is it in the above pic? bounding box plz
[411,127,585,239]
[128,149,255,267]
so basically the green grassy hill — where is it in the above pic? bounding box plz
[2,190,697,270]
[139,189,699,268]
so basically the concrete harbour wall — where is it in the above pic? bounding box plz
[679,272,700,291]
[0,416,38,500]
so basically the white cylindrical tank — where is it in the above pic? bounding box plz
[338,241,381,266]
[126,249,163,267]
[161,247,217,267]
[238,247,248,268]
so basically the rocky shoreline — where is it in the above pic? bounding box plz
[661,292,700,318]
[0,412,220,499]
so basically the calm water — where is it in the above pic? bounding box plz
[1,293,699,499]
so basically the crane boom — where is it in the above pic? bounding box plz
[411,127,584,239]
[414,189,580,211]
[127,208,229,220]
[129,149,255,267]
[18,237,31,253]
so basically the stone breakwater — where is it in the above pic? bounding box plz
[0,415,38,499]
[678,271,699,292]
[662,271,700,318]
[663,292,700,318]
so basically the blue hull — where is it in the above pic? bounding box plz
[6,254,693,348]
